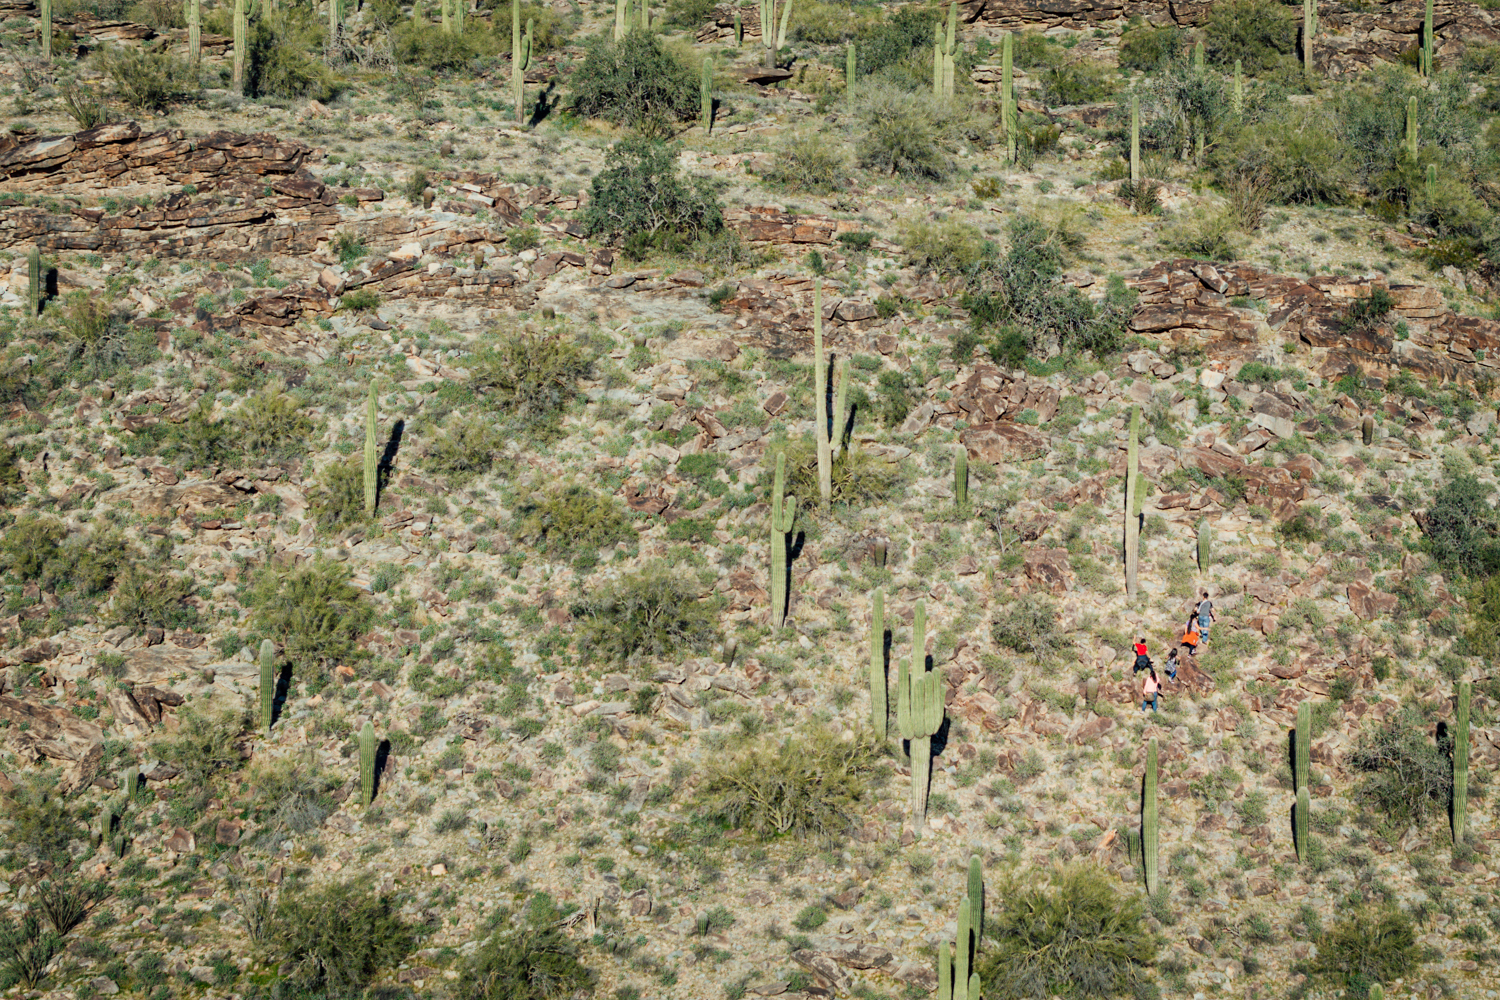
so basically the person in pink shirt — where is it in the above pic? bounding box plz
[1141,668,1160,713]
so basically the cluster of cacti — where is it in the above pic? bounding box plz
[259,639,275,733]
[870,587,886,735]
[1421,0,1434,76]
[1406,96,1419,160]
[1361,414,1374,445]
[1001,31,1016,163]
[1143,737,1159,895]
[1294,699,1311,862]
[1455,679,1471,845]
[700,58,713,131]
[40,0,52,59]
[232,0,248,91]
[513,0,533,123]
[759,0,793,67]
[1124,405,1141,597]
[360,720,377,806]
[898,600,944,837]
[769,452,797,629]
[1129,96,1140,183]
[1197,520,1211,571]
[938,854,984,1000]
[27,246,41,320]
[954,447,968,508]
[933,2,957,97]
[188,0,201,67]
[1302,0,1316,78]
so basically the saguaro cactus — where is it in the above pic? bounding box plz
[359,721,377,806]
[846,42,856,99]
[188,0,201,67]
[967,853,983,940]
[933,2,956,97]
[1125,405,1141,597]
[769,453,797,629]
[1129,96,1140,183]
[897,601,944,836]
[1294,699,1311,862]
[734,9,741,46]
[1455,679,1471,845]
[259,639,275,733]
[27,246,41,320]
[700,57,713,132]
[1193,39,1203,72]
[615,0,627,40]
[955,895,972,999]
[99,803,114,853]
[939,941,953,1000]
[1197,520,1211,571]
[1302,0,1315,78]
[328,0,339,55]
[1143,736,1159,895]
[759,0,793,68]
[363,385,378,515]
[1406,96,1419,161]
[1361,414,1374,445]
[1421,0,1434,76]
[1233,59,1243,117]
[513,0,533,123]
[954,447,968,509]
[1001,31,1015,163]
[832,357,849,459]
[813,281,832,507]
[232,0,247,90]
[1425,163,1437,203]
[870,587,886,735]
[40,0,52,59]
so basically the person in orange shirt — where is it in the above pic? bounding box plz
[1180,614,1201,657]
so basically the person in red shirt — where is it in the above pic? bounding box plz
[1132,637,1152,675]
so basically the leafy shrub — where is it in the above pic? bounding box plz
[468,329,593,429]
[1213,107,1356,205]
[1423,474,1500,576]
[1347,718,1452,824]
[244,558,373,669]
[569,31,698,134]
[792,906,828,931]
[2,777,81,863]
[1310,906,1420,997]
[572,562,719,663]
[1118,20,1180,72]
[338,289,380,312]
[0,515,65,581]
[852,6,939,79]
[976,865,1159,999]
[1041,59,1113,106]
[900,219,987,275]
[580,137,724,253]
[232,389,314,463]
[695,723,883,839]
[482,0,573,52]
[790,0,858,43]
[0,916,61,989]
[1156,207,1240,261]
[391,19,495,72]
[264,879,416,992]
[1466,573,1500,662]
[455,924,594,1000]
[154,709,247,785]
[1341,287,1395,333]
[248,11,339,100]
[762,131,850,193]
[1204,0,1297,74]
[423,419,504,484]
[54,294,156,383]
[101,45,197,111]
[304,456,369,532]
[991,593,1060,660]
[852,82,993,180]
[765,437,900,509]
[513,484,635,558]
[111,563,200,631]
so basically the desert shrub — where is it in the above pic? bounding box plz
[232,389,314,463]
[243,558,373,669]
[871,369,916,427]
[0,444,22,507]
[1041,59,1113,106]
[977,864,1159,999]
[304,457,369,532]
[248,11,339,100]
[793,905,828,931]
[2,777,81,863]
[154,709,247,786]
[1118,178,1162,215]
[852,82,992,180]
[765,437,901,509]
[1310,906,1420,997]
[1213,106,1356,205]
[481,0,572,52]
[569,31,698,133]
[1466,574,1500,662]
[100,45,197,111]
[762,131,850,193]
[54,294,156,383]
[790,0,858,43]
[128,0,184,27]
[1423,473,1500,576]
[695,723,883,839]
[392,19,496,72]
[1341,287,1395,333]
[110,563,200,631]
[455,924,594,1000]
[0,515,65,581]
[900,219,987,275]
[468,329,593,429]
[243,759,340,848]
[991,593,1060,660]
[1347,718,1452,824]
[1123,67,1234,159]
[338,289,380,312]
[423,419,504,484]
[1156,207,1240,260]
[264,879,416,992]
[512,484,635,558]
[572,562,719,663]
[35,876,106,936]
[852,5,940,79]
[580,137,724,252]
[1118,20,1180,72]
[1204,0,1296,74]
[0,916,62,990]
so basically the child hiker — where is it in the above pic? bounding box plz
[1164,646,1179,683]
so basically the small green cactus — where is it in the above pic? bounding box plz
[1361,414,1374,446]
[870,587,886,735]
[1369,985,1385,1000]
[1455,679,1471,845]
[954,447,968,509]
[967,854,983,940]
[897,601,943,836]
[27,246,41,320]
[696,911,710,936]
[363,384,378,515]
[1143,737,1159,895]
[1086,676,1099,707]
[259,638,275,733]
[359,721,377,807]
[99,803,115,852]
[188,0,201,67]
[1197,520,1211,571]
[1426,162,1437,203]
[769,453,797,629]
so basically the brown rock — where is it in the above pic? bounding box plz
[961,421,1049,463]
[215,819,243,845]
[164,827,195,853]
[1348,580,1398,621]
[1023,546,1072,595]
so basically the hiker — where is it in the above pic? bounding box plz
[1141,667,1160,713]
[1181,614,1201,657]
[1164,647,1180,684]
[1132,637,1152,675]
[1196,592,1216,644]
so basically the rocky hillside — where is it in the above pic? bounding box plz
[3,2,1500,1000]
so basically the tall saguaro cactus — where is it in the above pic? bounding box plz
[933,2,956,97]
[898,601,943,837]
[1143,737,1159,895]
[1124,405,1141,597]
[1232,59,1243,118]
[513,0,533,123]
[1302,0,1315,79]
[233,0,248,93]
[700,57,713,132]
[1294,699,1311,862]
[967,854,983,940]
[259,639,275,733]
[1129,96,1140,183]
[759,0,793,68]
[27,246,41,320]
[870,587,886,735]
[813,282,832,507]
[1197,520,1211,571]
[363,385,378,515]
[1001,31,1015,163]
[40,0,52,59]
[846,42,856,101]
[188,0,201,68]
[769,453,797,629]
[954,447,968,509]
[614,0,627,40]
[1455,679,1471,845]
[359,721,377,807]
[1421,0,1434,76]
[1405,96,1419,160]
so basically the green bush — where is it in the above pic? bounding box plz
[792,905,828,931]
[338,289,380,312]
[1157,207,1240,261]
[761,131,850,194]
[264,879,416,992]
[54,294,156,383]
[991,593,1061,660]
[1424,474,1500,577]
[1041,59,1113,106]
[852,6,939,79]
[1466,573,1500,662]
[154,709,247,785]
[0,916,62,990]
[1,776,81,863]
[248,11,339,100]
[455,924,594,1000]
[695,723,883,839]
[100,45,197,111]
[513,484,636,558]
[244,557,373,669]
[110,563,200,631]
[232,389,314,464]
[1347,717,1452,824]
[422,419,504,485]
[976,865,1159,1000]
[572,561,719,664]
[1213,106,1356,205]
[392,20,496,72]
[790,0,858,43]
[481,0,573,53]
[1310,906,1420,998]
[851,82,993,180]
[568,31,699,134]
[764,437,900,509]
[900,219,987,275]
[468,328,593,429]
[305,456,369,532]
[1118,20,1180,72]
[581,137,724,252]
[1340,287,1395,333]
[1204,0,1297,74]
[0,515,65,581]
